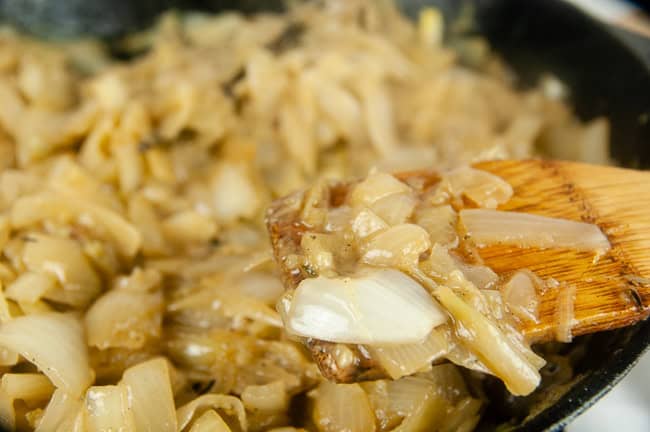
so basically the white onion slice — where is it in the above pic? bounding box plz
[284,269,447,344]
[0,313,92,396]
[120,358,177,432]
[368,329,448,379]
[460,209,610,252]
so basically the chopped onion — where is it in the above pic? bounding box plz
[84,385,135,432]
[368,329,448,379]
[35,389,84,432]
[120,357,177,432]
[162,210,218,245]
[5,271,57,305]
[555,283,576,343]
[187,410,231,432]
[460,209,611,252]
[0,313,92,396]
[22,234,101,308]
[211,162,261,223]
[440,167,513,208]
[349,172,411,208]
[370,193,417,226]
[384,373,456,430]
[351,208,388,240]
[85,289,163,350]
[2,373,54,405]
[434,286,541,396]
[311,382,376,432]
[0,373,55,430]
[501,271,540,323]
[361,224,431,269]
[11,192,142,258]
[241,381,288,413]
[414,205,458,247]
[284,269,447,344]
[176,394,247,432]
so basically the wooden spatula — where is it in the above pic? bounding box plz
[266,159,650,382]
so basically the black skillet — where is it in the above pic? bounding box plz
[1,0,648,431]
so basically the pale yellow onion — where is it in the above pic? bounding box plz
[555,283,577,343]
[5,271,57,305]
[501,271,540,323]
[300,232,336,273]
[351,208,388,240]
[234,272,284,305]
[368,328,448,380]
[285,269,447,344]
[0,373,55,431]
[2,373,54,405]
[162,210,218,244]
[241,381,288,413]
[22,233,101,308]
[349,172,411,208]
[35,389,83,432]
[188,410,231,432]
[361,223,431,268]
[370,192,417,226]
[211,162,261,223]
[439,397,482,432]
[460,209,610,252]
[83,385,135,432]
[311,382,376,432]
[434,286,540,396]
[176,394,247,432]
[127,194,169,256]
[120,357,177,432]
[85,289,163,350]
[441,167,513,208]
[414,205,458,247]
[11,192,142,258]
[0,313,92,395]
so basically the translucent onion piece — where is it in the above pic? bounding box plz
[0,313,92,395]
[176,394,247,432]
[555,283,576,343]
[285,269,447,344]
[368,329,448,379]
[188,410,231,432]
[2,373,54,405]
[235,272,285,306]
[84,385,135,432]
[501,271,540,322]
[22,233,101,308]
[361,224,431,269]
[35,389,83,432]
[441,167,513,208]
[311,382,376,432]
[434,286,540,396]
[370,193,417,226]
[85,289,163,350]
[386,376,435,417]
[5,271,57,304]
[351,208,388,240]
[120,357,177,432]
[211,162,261,223]
[350,172,411,208]
[414,205,458,247]
[162,210,218,244]
[241,381,288,413]
[460,209,611,252]
[11,192,142,258]
[0,373,55,430]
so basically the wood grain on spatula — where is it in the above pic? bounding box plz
[266,160,650,381]
[473,159,650,342]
